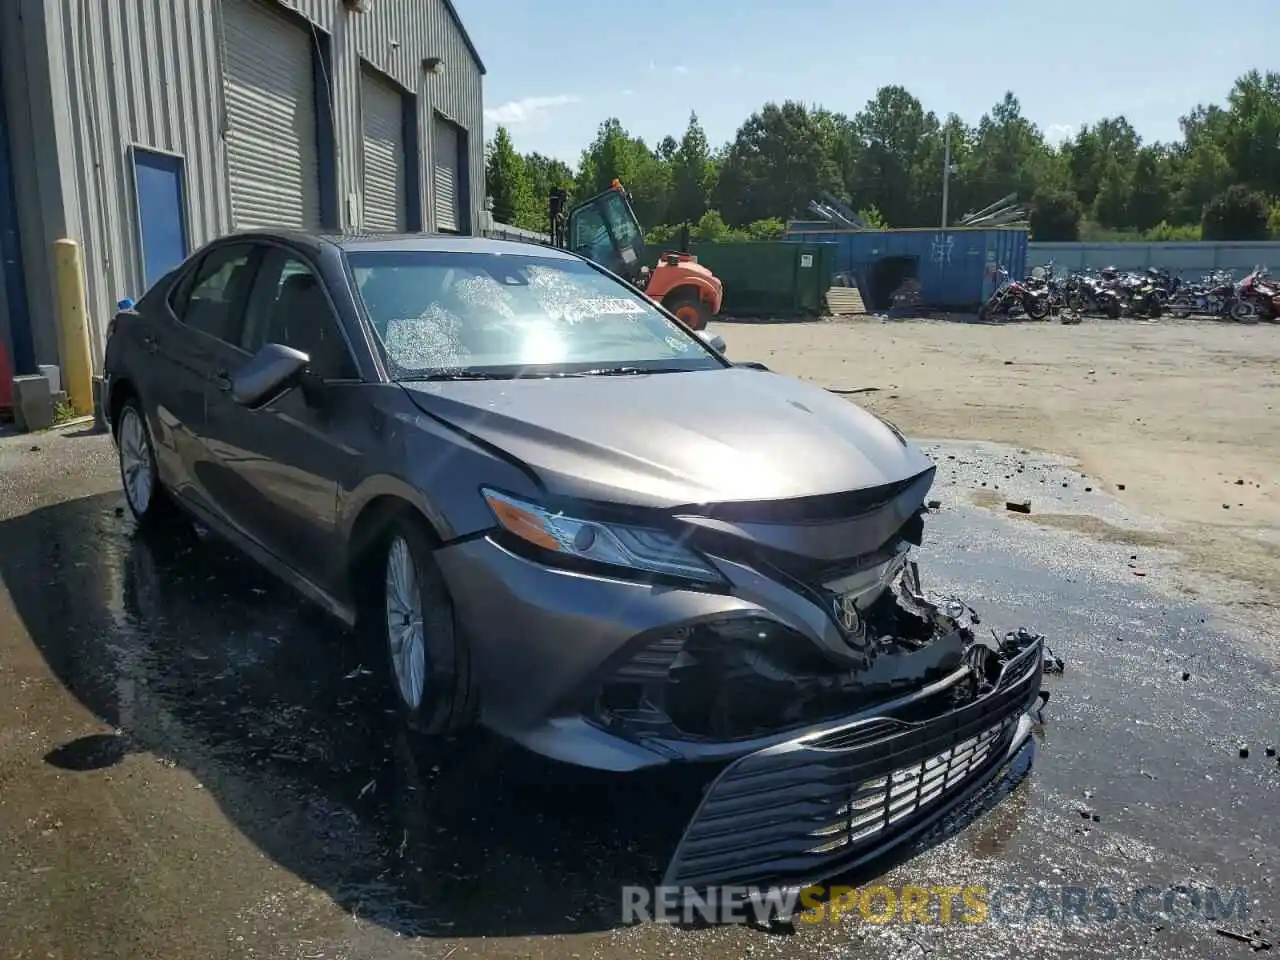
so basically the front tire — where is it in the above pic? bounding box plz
[377,515,475,736]
[1025,295,1050,321]
[664,290,711,330]
[115,398,174,527]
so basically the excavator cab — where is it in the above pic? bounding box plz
[563,181,647,284]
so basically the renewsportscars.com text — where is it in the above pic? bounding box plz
[622,884,1250,926]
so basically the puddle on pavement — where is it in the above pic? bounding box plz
[0,453,1277,958]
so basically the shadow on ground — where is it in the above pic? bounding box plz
[0,491,1039,938]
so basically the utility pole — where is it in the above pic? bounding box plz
[941,127,952,229]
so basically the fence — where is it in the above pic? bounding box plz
[1028,241,1280,278]
[480,217,551,244]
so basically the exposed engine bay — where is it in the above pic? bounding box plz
[592,557,1034,743]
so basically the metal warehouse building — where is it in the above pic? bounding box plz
[0,0,485,384]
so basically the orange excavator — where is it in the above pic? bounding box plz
[549,180,723,330]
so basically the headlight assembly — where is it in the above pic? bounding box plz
[482,489,724,584]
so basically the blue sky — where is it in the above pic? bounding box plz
[455,0,1274,164]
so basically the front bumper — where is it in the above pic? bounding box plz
[662,636,1042,890]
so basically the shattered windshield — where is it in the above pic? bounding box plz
[346,250,719,379]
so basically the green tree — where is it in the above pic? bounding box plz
[669,113,716,225]
[713,101,839,226]
[962,93,1054,216]
[576,118,671,226]
[484,126,536,227]
[1202,184,1271,240]
[1221,70,1280,197]
[522,151,575,231]
[1030,190,1082,240]
[1092,160,1131,229]
[1126,146,1170,232]
[858,205,888,229]
[847,86,944,226]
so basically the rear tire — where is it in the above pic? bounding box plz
[1168,296,1192,318]
[664,290,711,330]
[367,513,476,737]
[114,398,177,528]
[1229,300,1257,323]
[1105,298,1123,320]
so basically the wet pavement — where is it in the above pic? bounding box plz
[0,429,1277,959]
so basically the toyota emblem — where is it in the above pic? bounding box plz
[834,592,862,635]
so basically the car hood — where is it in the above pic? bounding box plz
[400,367,934,508]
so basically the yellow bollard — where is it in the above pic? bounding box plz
[52,238,96,416]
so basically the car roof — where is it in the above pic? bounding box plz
[217,229,573,261]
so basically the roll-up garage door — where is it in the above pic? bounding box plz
[360,70,407,232]
[221,0,322,231]
[433,116,461,233]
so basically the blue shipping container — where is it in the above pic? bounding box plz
[784,227,1028,310]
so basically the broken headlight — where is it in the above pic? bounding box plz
[482,489,725,584]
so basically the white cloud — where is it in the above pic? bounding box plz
[673,65,689,75]
[484,94,581,126]
[1044,123,1076,145]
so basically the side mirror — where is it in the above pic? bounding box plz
[696,330,726,355]
[231,343,310,407]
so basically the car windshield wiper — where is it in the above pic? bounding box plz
[557,366,695,377]
[400,370,517,381]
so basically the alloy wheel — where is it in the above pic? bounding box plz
[119,406,154,517]
[385,535,427,711]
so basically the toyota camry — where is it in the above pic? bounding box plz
[103,231,1044,892]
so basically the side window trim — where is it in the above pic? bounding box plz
[241,242,362,382]
[166,254,204,319]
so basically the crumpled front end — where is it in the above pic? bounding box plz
[660,620,1043,890]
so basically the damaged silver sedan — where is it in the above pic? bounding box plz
[103,233,1044,893]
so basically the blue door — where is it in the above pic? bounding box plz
[132,149,189,290]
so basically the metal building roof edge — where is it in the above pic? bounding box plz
[441,0,486,75]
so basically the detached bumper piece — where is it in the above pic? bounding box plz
[661,636,1043,890]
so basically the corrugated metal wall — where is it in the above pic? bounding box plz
[28,0,484,367]
[277,0,483,235]
[55,0,228,354]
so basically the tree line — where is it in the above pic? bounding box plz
[485,70,1280,244]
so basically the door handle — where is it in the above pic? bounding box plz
[213,371,233,392]
[142,334,159,354]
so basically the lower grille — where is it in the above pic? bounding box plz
[661,639,1043,890]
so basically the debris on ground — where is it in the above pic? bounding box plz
[1181,671,1192,681]
[1239,746,1249,759]
[1215,928,1272,951]
[927,499,942,510]
[1117,483,1126,490]
[1006,499,1032,514]
[1266,747,1276,758]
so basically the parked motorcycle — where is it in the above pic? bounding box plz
[1237,267,1279,321]
[1167,270,1240,319]
[980,267,1051,321]
[1064,273,1123,319]
[1122,274,1164,319]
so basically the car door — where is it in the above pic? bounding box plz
[145,243,260,513]
[202,246,364,590]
